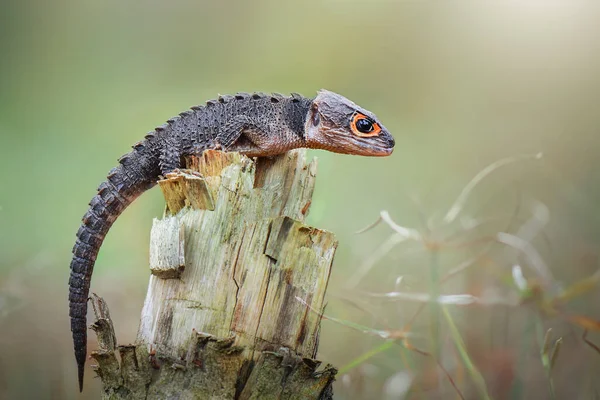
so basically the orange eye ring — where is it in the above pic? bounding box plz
[350,113,382,137]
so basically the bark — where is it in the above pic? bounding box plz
[90,150,338,399]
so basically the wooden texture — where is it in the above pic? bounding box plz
[91,150,338,399]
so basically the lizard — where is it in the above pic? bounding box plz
[68,89,395,391]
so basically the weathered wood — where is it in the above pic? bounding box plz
[91,150,338,399]
[148,216,186,278]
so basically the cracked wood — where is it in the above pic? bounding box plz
[138,150,336,359]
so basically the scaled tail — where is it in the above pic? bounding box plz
[68,148,159,391]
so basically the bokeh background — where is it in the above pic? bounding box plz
[2,0,600,398]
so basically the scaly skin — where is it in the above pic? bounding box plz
[69,90,395,391]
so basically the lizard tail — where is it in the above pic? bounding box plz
[68,146,160,391]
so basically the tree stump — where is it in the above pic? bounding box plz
[90,150,338,399]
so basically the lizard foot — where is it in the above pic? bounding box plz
[162,169,204,180]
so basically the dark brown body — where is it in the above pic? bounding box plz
[68,90,394,391]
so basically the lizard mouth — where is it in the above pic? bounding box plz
[367,136,395,156]
[378,147,394,156]
[368,146,394,157]
[344,141,394,157]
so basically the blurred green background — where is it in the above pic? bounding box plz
[1,0,600,398]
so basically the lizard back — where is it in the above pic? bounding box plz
[68,90,394,391]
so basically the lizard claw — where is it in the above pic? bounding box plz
[162,168,181,179]
[162,168,204,180]
[182,169,204,178]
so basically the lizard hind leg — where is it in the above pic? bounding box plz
[161,146,208,179]
[159,146,184,176]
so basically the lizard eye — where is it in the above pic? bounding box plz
[351,113,382,137]
[355,118,373,133]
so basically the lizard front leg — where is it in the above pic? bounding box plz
[216,115,272,155]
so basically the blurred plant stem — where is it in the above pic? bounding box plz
[429,249,441,360]
[442,306,491,400]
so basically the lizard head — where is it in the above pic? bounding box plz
[304,89,395,157]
